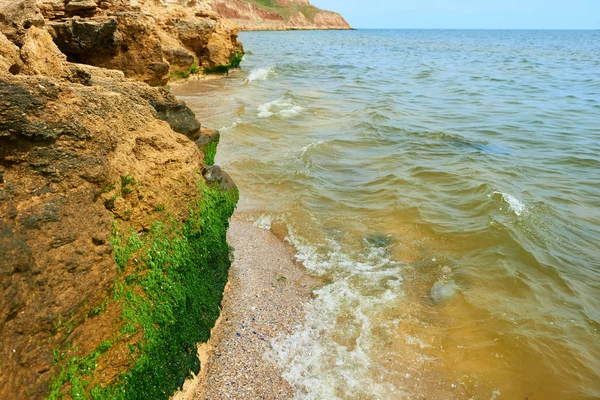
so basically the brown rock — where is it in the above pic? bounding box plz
[0,32,23,75]
[20,26,71,78]
[65,0,98,13]
[0,0,45,46]
[0,70,209,400]
[163,47,195,72]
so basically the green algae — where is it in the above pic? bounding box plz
[203,138,219,167]
[46,176,238,400]
[170,63,200,80]
[203,52,243,75]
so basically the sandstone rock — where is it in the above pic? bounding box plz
[20,26,71,78]
[0,0,46,46]
[0,32,22,75]
[162,47,195,72]
[204,19,240,67]
[166,17,217,56]
[0,71,207,400]
[0,1,239,399]
[48,13,170,85]
[65,0,98,13]
[67,62,125,85]
[47,17,118,56]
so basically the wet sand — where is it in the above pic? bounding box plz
[175,218,316,400]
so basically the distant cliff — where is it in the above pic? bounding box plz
[211,0,351,30]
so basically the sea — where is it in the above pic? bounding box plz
[172,30,600,399]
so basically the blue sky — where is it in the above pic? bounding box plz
[311,0,600,29]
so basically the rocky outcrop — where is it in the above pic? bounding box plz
[211,0,351,31]
[34,0,244,85]
[0,1,238,399]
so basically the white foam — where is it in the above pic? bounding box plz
[494,191,526,216]
[247,65,275,82]
[257,97,303,119]
[253,214,272,230]
[300,141,325,156]
[219,118,240,132]
[266,227,407,398]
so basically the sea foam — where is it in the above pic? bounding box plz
[257,97,303,119]
[266,227,406,399]
[494,191,526,216]
[247,65,275,82]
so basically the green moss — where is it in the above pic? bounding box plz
[120,175,136,187]
[204,140,219,167]
[46,341,113,400]
[170,62,200,80]
[153,204,167,212]
[46,175,238,400]
[203,52,244,75]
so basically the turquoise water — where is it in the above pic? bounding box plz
[174,30,600,399]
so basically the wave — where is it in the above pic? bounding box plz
[247,65,275,82]
[257,96,303,119]
[265,226,406,398]
[218,118,241,132]
[493,191,526,216]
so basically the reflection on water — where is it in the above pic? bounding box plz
[173,30,600,399]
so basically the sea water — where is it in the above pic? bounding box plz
[173,30,600,399]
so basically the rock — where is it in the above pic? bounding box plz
[0,32,23,76]
[205,19,241,67]
[47,13,170,85]
[67,62,124,85]
[0,1,239,398]
[196,127,220,165]
[65,0,98,13]
[162,47,195,72]
[20,26,71,79]
[204,165,237,191]
[430,280,460,304]
[86,76,202,139]
[0,0,45,46]
[47,17,118,56]
[0,71,208,400]
[166,17,217,56]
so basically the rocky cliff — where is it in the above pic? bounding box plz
[210,0,351,31]
[0,1,239,399]
[7,0,245,85]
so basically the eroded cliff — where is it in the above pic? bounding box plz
[0,1,238,398]
[211,0,351,31]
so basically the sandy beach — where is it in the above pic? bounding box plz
[174,217,317,399]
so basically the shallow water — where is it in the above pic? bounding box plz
[173,30,600,399]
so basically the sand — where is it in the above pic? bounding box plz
[174,218,317,400]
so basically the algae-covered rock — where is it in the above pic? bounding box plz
[0,72,235,400]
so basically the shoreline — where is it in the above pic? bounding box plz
[174,215,319,399]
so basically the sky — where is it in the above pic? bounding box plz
[310,0,600,29]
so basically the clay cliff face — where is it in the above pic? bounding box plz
[211,0,351,30]
[0,1,238,399]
